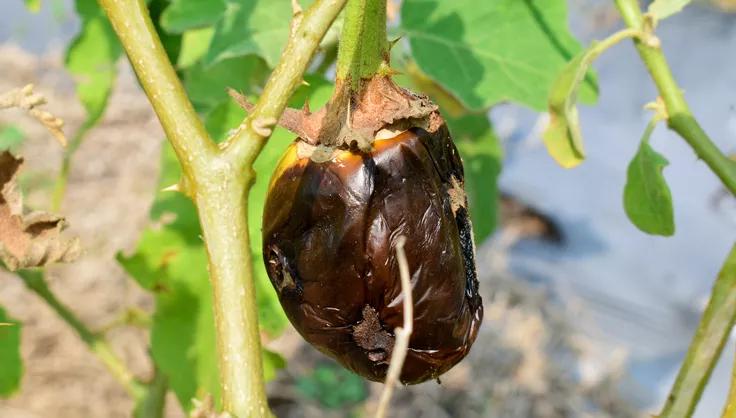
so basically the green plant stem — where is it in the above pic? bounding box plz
[654,244,736,418]
[50,120,94,211]
[97,0,216,188]
[98,0,346,416]
[335,0,387,87]
[615,0,736,196]
[134,369,167,418]
[222,0,347,171]
[722,347,736,418]
[18,270,145,399]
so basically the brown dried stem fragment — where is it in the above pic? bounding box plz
[0,84,67,146]
[375,235,413,418]
[0,151,79,270]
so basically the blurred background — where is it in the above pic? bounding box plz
[0,0,735,417]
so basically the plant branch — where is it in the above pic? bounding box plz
[134,368,167,418]
[50,120,94,211]
[375,236,413,418]
[614,0,736,196]
[221,0,347,171]
[654,244,736,418]
[97,0,216,187]
[18,270,145,399]
[722,346,736,418]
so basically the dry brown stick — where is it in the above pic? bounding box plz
[375,235,414,418]
[0,84,67,146]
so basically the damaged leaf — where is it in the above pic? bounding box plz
[0,151,80,270]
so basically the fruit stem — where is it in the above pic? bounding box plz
[335,0,388,90]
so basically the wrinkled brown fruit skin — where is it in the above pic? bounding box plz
[262,125,483,384]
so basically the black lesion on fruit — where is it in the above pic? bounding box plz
[455,206,481,311]
[352,305,394,365]
[266,244,302,298]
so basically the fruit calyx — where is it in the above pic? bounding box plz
[229,75,440,155]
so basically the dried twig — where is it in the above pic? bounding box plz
[375,235,414,418]
[0,84,67,146]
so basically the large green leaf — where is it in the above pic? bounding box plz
[400,0,596,111]
[206,0,301,68]
[0,307,22,397]
[449,114,503,243]
[65,0,122,126]
[623,121,675,236]
[160,0,226,34]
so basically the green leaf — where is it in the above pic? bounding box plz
[543,29,636,168]
[206,0,303,68]
[262,349,286,382]
[296,363,368,409]
[24,0,41,12]
[160,0,226,34]
[649,0,692,20]
[0,306,22,397]
[449,114,503,243]
[400,0,596,111]
[65,0,122,126]
[623,121,675,236]
[0,126,25,151]
[184,56,269,111]
[177,27,215,69]
[542,51,590,168]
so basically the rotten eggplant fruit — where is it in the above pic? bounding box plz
[255,77,482,384]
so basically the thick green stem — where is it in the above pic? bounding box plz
[97,0,216,186]
[335,0,388,88]
[654,244,736,418]
[98,0,347,416]
[195,174,266,417]
[18,270,144,399]
[614,0,736,196]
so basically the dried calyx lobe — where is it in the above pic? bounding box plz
[260,77,482,384]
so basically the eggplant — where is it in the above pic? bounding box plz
[262,119,482,384]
